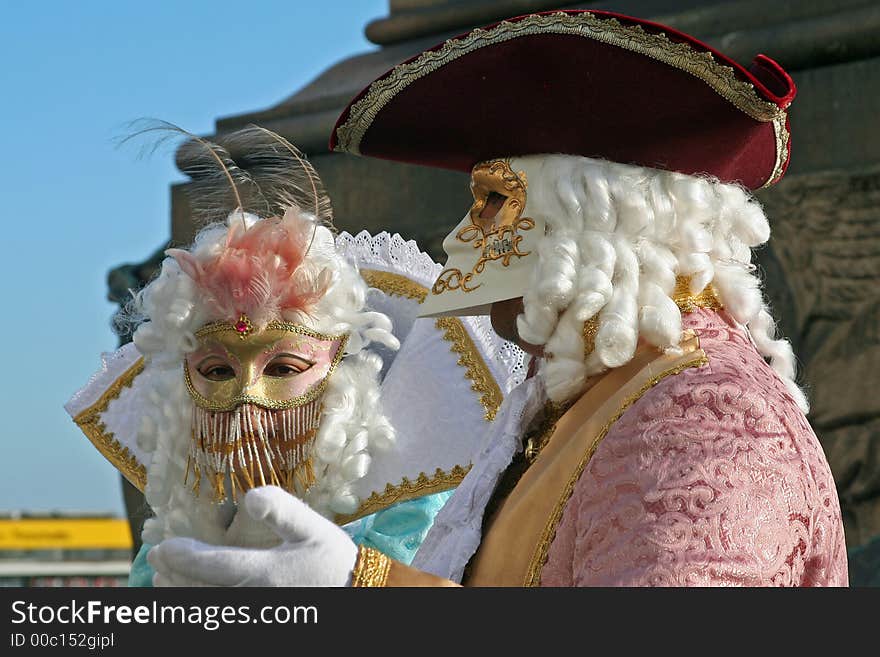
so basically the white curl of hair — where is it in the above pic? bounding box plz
[516,155,808,413]
[133,212,398,546]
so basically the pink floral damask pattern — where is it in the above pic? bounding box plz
[542,308,849,586]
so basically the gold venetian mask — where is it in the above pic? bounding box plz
[419,158,542,317]
[184,320,347,411]
[182,318,348,502]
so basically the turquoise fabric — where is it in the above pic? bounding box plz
[343,490,454,566]
[128,490,454,586]
[128,542,154,587]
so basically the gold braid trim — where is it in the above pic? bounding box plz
[340,269,499,523]
[435,317,504,421]
[335,11,783,157]
[524,353,709,586]
[72,358,148,492]
[336,465,471,525]
[360,269,428,302]
[351,545,392,587]
[360,268,503,422]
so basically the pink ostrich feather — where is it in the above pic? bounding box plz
[167,207,331,327]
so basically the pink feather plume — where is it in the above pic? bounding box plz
[167,207,330,327]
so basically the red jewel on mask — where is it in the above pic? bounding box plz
[234,314,253,338]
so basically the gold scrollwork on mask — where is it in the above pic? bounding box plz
[432,267,480,294]
[432,159,535,295]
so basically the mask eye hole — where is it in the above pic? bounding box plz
[264,354,314,378]
[196,357,236,381]
[480,191,508,220]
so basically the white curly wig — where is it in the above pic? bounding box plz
[123,125,399,547]
[512,154,807,413]
[132,212,398,547]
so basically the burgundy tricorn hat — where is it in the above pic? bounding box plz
[331,9,796,189]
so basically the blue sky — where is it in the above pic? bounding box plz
[0,1,386,515]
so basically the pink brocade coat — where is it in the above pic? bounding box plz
[541,309,849,586]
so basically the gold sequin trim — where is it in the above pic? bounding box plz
[72,358,148,492]
[435,316,504,421]
[360,268,503,422]
[582,320,599,363]
[194,321,348,344]
[351,545,392,587]
[671,277,722,312]
[523,352,710,586]
[334,11,783,157]
[336,465,471,526]
[360,269,427,302]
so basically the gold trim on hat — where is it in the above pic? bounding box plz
[763,114,790,189]
[72,358,148,493]
[335,11,786,183]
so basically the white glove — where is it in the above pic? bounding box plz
[147,486,358,586]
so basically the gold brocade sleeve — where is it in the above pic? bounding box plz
[351,546,460,588]
[351,546,391,587]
